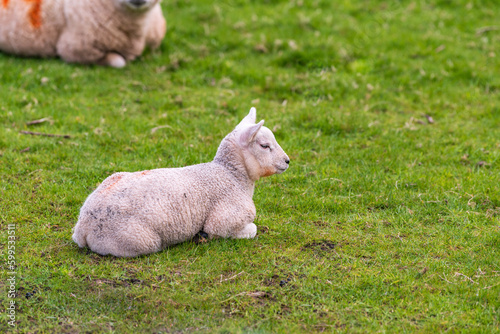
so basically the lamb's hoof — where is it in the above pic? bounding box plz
[192,231,209,244]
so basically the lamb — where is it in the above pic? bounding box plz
[72,108,290,257]
[0,0,166,67]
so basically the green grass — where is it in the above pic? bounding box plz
[1,0,500,332]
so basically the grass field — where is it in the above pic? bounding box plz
[1,0,500,332]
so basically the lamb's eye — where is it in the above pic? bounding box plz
[260,144,270,149]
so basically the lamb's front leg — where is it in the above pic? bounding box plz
[204,202,257,240]
[203,223,257,240]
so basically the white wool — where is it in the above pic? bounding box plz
[0,0,166,67]
[72,108,290,257]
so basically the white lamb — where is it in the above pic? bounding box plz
[72,108,290,257]
[0,0,166,68]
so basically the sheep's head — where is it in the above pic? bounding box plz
[235,108,290,181]
[117,0,159,12]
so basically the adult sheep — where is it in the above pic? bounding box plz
[0,0,166,67]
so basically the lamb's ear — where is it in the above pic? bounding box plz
[237,107,257,127]
[239,120,264,146]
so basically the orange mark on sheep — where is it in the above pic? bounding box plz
[1,0,42,28]
[23,0,42,29]
[261,167,275,177]
[100,174,124,194]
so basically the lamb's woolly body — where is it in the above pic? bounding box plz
[0,0,166,66]
[72,108,290,257]
[74,163,254,257]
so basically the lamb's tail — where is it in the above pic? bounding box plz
[72,222,88,248]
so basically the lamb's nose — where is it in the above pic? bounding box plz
[285,159,290,165]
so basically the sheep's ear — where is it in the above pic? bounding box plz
[237,107,257,127]
[239,120,264,146]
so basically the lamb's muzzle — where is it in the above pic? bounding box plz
[72,107,289,257]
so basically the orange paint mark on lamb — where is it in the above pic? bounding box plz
[2,0,9,9]
[261,167,275,177]
[23,0,42,29]
[101,174,124,193]
[140,171,151,176]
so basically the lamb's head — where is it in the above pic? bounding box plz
[233,108,290,181]
[116,0,159,12]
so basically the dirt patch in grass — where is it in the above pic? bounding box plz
[302,240,336,252]
[17,286,39,300]
[247,291,275,301]
[263,274,294,288]
[368,203,391,211]
[385,234,408,241]
[85,276,147,288]
[221,291,277,317]
[258,225,270,234]
[311,221,329,227]
[263,274,280,287]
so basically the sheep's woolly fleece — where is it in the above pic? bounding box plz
[0,0,166,67]
[72,108,290,257]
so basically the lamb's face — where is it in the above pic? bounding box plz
[116,0,159,12]
[248,126,290,177]
[231,107,290,180]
